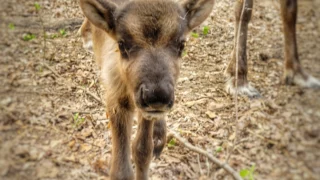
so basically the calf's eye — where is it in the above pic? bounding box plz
[118,41,131,58]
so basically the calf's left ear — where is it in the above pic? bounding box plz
[181,0,214,31]
[80,0,117,38]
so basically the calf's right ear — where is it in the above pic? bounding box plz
[80,0,117,37]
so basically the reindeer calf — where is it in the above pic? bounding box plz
[79,0,214,179]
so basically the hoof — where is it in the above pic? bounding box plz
[284,72,320,89]
[225,77,261,99]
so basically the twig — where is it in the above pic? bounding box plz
[247,129,278,146]
[42,62,61,78]
[206,157,210,177]
[235,147,252,161]
[168,131,243,180]
[227,0,250,164]
[197,154,203,176]
[77,86,104,105]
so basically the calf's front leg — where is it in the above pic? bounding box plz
[108,102,134,180]
[132,113,155,180]
[153,119,167,158]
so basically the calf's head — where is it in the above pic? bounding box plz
[80,0,214,119]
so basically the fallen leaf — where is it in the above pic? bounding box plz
[63,154,77,162]
[50,140,63,148]
[205,111,217,119]
[282,112,292,118]
[68,140,76,148]
[207,102,226,111]
[81,128,93,138]
[185,99,207,108]
[229,132,236,141]
[36,160,59,178]
[250,100,263,109]
[94,138,106,148]
[80,143,92,152]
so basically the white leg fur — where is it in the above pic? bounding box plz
[225,76,261,98]
[292,73,320,88]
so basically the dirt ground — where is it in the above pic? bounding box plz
[1,0,320,180]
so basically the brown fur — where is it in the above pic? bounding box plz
[79,0,214,179]
[226,0,320,98]
[226,0,253,87]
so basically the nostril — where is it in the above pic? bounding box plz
[139,85,148,108]
[168,100,174,108]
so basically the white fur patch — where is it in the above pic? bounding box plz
[83,40,93,53]
[225,77,261,98]
[141,112,167,121]
[294,74,320,88]
[100,43,120,86]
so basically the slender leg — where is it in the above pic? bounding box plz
[153,119,167,158]
[132,113,155,180]
[225,0,260,98]
[108,99,134,180]
[280,0,302,83]
[280,0,320,88]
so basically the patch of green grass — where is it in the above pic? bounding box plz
[73,113,86,128]
[203,26,209,35]
[215,146,222,153]
[34,3,41,11]
[59,29,67,36]
[240,165,255,180]
[191,32,199,38]
[23,33,36,41]
[182,50,187,57]
[38,65,43,73]
[48,29,67,39]
[9,23,15,30]
[50,34,59,39]
[167,138,176,148]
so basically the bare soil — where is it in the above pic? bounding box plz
[1,0,319,179]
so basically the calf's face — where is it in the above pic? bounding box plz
[116,1,186,119]
[80,0,214,119]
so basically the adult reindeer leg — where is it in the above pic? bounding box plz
[280,0,320,88]
[225,0,261,98]
[280,0,302,84]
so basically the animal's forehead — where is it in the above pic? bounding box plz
[116,0,186,45]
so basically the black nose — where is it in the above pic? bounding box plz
[140,84,174,110]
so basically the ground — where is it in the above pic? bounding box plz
[0,0,320,180]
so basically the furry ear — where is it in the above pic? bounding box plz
[80,0,117,37]
[181,0,214,31]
